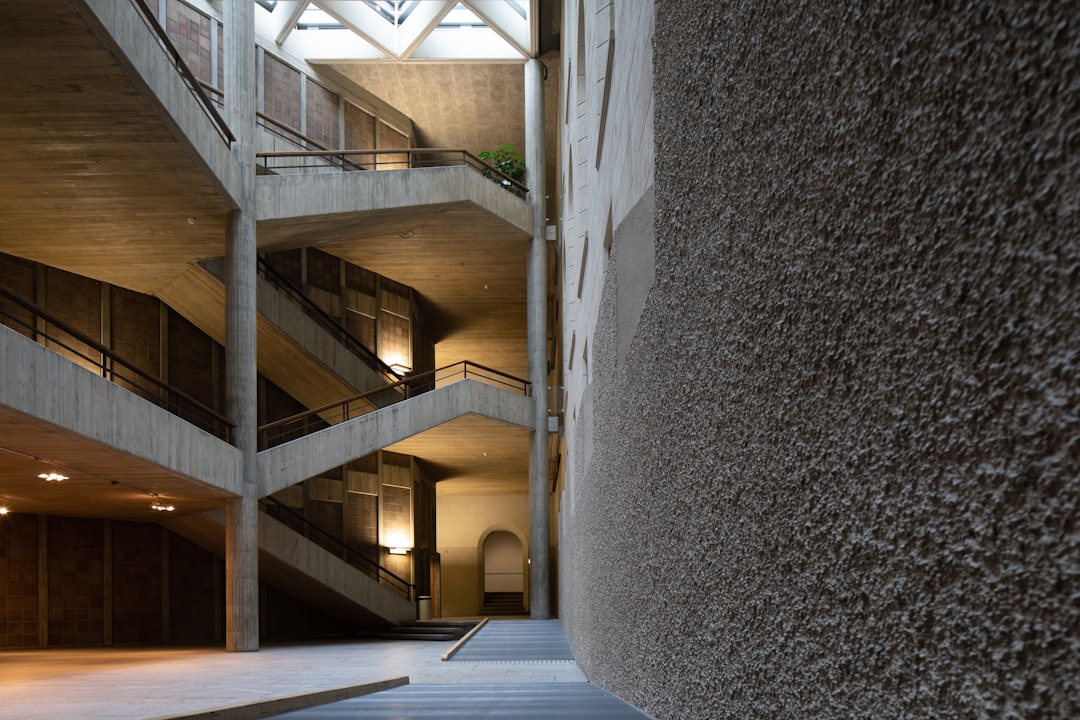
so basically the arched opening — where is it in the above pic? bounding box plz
[481,530,526,614]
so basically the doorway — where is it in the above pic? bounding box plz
[481,531,526,614]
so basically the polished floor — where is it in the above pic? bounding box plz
[0,619,653,720]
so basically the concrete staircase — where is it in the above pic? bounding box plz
[158,262,397,421]
[365,620,479,641]
[259,378,534,496]
[162,508,416,631]
[481,592,527,616]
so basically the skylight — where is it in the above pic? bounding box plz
[364,1,421,25]
[297,7,344,30]
[256,1,535,61]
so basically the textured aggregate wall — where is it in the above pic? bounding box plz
[560,2,1079,718]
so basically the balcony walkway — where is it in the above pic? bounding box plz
[0,619,655,720]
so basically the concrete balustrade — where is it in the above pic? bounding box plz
[0,324,242,495]
[255,165,533,236]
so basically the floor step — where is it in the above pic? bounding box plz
[363,620,479,642]
[481,592,526,615]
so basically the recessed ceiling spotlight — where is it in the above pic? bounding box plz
[187,217,197,225]
[38,472,67,482]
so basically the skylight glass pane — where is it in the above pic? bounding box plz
[364,1,397,24]
[298,7,344,29]
[441,3,487,29]
[363,1,420,25]
[505,0,527,20]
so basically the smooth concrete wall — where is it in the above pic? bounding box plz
[559,2,1080,719]
[80,0,242,206]
[0,324,242,495]
[437,493,530,617]
[559,0,654,424]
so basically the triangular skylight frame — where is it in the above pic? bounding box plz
[257,0,537,62]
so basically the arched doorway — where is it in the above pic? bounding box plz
[482,531,526,614]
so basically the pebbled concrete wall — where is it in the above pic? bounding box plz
[560,2,1079,718]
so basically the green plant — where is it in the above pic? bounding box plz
[478,143,525,192]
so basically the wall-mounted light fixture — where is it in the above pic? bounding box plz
[38,472,67,482]
[150,496,175,512]
[388,547,410,555]
[0,506,9,516]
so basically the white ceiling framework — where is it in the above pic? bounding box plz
[256,1,538,62]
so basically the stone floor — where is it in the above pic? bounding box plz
[0,619,654,720]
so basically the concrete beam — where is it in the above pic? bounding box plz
[259,380,534,497]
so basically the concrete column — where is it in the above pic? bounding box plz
[224,0,259,653]
[525,58,550,619]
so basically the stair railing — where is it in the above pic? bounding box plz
[256,256,402,385]
[127,0,234,145]
[0,283,233,441]
[258,361,531,449]
[260,496,414,600]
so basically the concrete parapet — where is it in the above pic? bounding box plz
[0,324,242,495]
[255,165,533,236]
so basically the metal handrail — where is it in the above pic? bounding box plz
[256,111,335,153]
[256,148,530,197]
[127,0,235,145]
[258,361,530,449]
[198,81,365,165]
[260,496,414,600]
[0,283,234,442]
[256,257,402,385]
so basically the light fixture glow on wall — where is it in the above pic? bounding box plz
[38,472,67,482]
[0,506,9,515]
